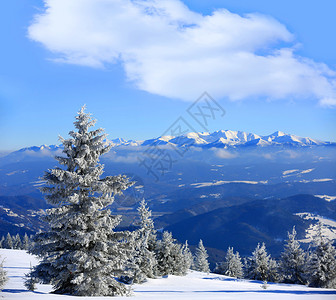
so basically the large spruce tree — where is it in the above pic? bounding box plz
[30,106,133,296]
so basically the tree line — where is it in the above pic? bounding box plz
[0,233,31,250]
[214,223,336,289]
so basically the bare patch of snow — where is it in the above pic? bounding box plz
[301,168,314,174]
[283,169,299,175]
[191,180,268,188]
[6,170,28,176]
[299,178,333,183]
[282,168,315,177]
[315,195,336,202]
[295,213,336,243]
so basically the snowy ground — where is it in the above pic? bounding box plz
[1,249,336,299]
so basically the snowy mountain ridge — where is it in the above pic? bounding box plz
[10,130,335,154]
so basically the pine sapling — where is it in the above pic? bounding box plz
[261,281,268,289]
[24,262,36,291]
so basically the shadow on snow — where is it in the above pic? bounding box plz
[136,290,336,295]
[2,289,45,294]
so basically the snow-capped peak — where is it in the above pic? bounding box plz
[271,131,286,137]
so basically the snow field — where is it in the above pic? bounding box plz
[1,249,336,299]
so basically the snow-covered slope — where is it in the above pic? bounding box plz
[1,249,336,299]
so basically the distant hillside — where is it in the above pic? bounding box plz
[0,195,50,236]
[164,194,336,263]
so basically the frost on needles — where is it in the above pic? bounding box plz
[29,106,134,296]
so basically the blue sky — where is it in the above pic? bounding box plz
[1,0,335,150]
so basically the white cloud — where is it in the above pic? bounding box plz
[104,150,139,163]
[28,0,336,105]
[214,149,238,159]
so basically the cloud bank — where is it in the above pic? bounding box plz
[28,0,336,105]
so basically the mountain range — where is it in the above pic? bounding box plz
[4,130,334,157]
[112,130,334,147]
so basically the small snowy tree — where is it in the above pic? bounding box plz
[245,243,279,282]
[279,226,306,284]
[137,199,157,247]
[268,258,280,282]
[13,234,22,250]
[182,241,193,271]
[194,239,210,273]
[155,231,187,276]
[29,106,134,296]
[24,262,36,291]
[4,233,13,249]
[0,236,4,248]
[215,247,243,278]
[22,233,30,250]
[0,256,8,290]
[125,199,157,284]
[136,199,157,279]
[307,222,336,288]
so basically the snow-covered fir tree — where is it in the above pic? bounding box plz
[182,240,193,271]
[22,233,30,250]
[245,243,279,282]
[4,233,13,249]
[215,247,243,278]
[13,234,22,249]
[29,234,35,250]
[268,258,280,282]
[194,239,210,273]
[29,106,134,296]
[0,236,4,248]
[155,231,187,276]
[127,199,157,283]
[0,256,8,290]
[307,222,336,288]
[279,226,306,284]
[137,200,157,255]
